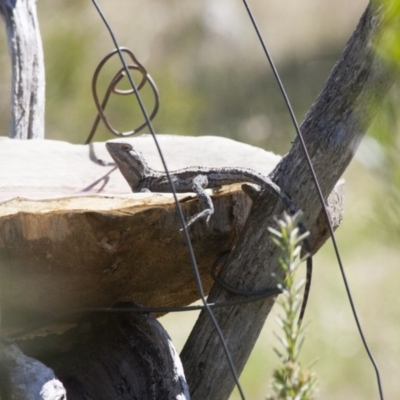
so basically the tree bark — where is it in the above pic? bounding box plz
[3,304,190,400]
[181,3,398,399]
[0,0,45,139]
[51,304,190,400]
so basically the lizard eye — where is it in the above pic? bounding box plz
[121,144,132,151]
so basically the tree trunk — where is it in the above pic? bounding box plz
[25,304,190,400]
[0,0,45,139]
[180,3,398,399]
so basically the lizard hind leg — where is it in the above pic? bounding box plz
[183,175,214,229]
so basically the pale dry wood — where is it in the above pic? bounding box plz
[180,4,399,399]
[0,0,45,139]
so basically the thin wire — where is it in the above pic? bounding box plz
[91,1,245,398]
[9,295,277,340]
[241,1,384,399]
[9,235,308,340]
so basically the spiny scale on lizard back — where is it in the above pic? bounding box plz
[106,142,279,194]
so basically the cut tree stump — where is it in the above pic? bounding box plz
[0,134,344,399]
[0,134,344,338]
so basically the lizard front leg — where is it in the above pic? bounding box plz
[184,175,214,228]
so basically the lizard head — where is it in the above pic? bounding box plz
[106,142,151,190]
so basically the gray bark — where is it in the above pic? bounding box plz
[0,340,66,400]
[181,3,398,399]
[13,304,190,400]
[0,0,45,139]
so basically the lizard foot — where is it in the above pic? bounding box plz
[179,209,212,232]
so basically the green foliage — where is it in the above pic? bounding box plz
[372,0,400,65]
[368,0,400,241]
[367,85,400,241]
[267,213,317,400]
[365,0,400,242]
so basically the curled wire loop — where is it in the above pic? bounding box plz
[86,47,160,144]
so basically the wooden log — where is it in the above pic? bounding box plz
[0,135,344,398]
[0,135,343,339]
[0,135,286,337]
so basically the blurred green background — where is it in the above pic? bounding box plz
[1,0,399,398]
